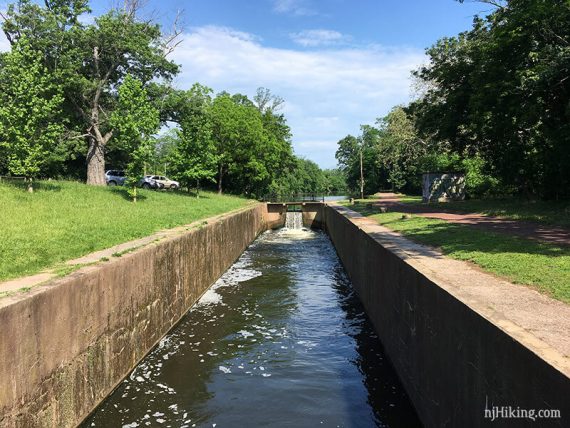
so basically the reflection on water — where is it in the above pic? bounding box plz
[83,229,421,428]
[324,195,348,202]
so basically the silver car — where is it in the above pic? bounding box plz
[148,175,180,189]
[105,170,126,186]
[138,176,164,189]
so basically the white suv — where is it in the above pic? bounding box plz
[149,175,180,189]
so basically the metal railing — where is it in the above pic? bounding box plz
[262,193,325,203]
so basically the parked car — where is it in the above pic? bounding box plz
[105,170,126,186]
[138,176,164,189]
[148,175,180,189]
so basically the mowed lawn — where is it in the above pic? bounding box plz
[347,201,570,303]
[0,181,250,281]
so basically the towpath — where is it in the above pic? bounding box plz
[371,193,570,247]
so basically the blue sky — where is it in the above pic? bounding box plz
[1,0,493,168]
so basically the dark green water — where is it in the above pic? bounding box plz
[83,228,421,428]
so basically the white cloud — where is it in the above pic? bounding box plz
[290,29,350,47]
[0,8,9,52]
[273,0,317,16]
[171,26,425,168]
[0,32,9,52]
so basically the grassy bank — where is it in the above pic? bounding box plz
[397,195,570,229]
[347,201,570,303]
[0,181,251,281]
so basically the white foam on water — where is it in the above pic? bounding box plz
[269,226,317,242]
[193,253,262,308]
[219,366,231,374]
[196,289,224,306]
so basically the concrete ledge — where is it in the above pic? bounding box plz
[0,204,267,428]
[325,204,570,427]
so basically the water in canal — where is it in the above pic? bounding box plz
[83,227,421,428]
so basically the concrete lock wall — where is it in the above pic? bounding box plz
[265,203,325,229]
[324,205,570,427]
[0,204,267,428]
[3,200,568,428]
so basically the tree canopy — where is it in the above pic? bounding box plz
[0,0,330,199]
[336,0,570,200]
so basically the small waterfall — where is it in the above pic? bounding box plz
[285,211,303,229]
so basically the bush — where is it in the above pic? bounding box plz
[462,155,501,198]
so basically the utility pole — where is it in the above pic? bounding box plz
[359,146,364,200]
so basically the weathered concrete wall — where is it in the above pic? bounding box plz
[265,203,287,229]
[301,203,325,229]
[325,204,569,428]
[0,204,266,428]
[266,203,325,229]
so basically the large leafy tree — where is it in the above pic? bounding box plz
[322,168,347,195]
[169,84,219,196]
[2,0,179,185]
[335,131,385,197]
[211,93,271,196]
[268,157,324,199]
[376,107,426,191]
[109,75,159,201]
[0,38,65,191]
[411,0,570,198]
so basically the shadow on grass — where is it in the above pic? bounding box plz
[107,186,148,202]
[349,202,383,216]
[378,217,567,259]
[106,186,214,202]
[1,179,62,192]
[173,189,212,199]
[403,198,570,229]
[348,201,567,258]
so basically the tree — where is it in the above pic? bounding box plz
[0,38,65,191]
[267,157,325,199]
[169,84,218,197]
[410,0,570,198]
[253,87,284,114]
[376,107,426,192]
[322,168,347,195]
[2,0,179,185]
[336,131,384,197]
[210,93,271,195]
[109,75,159,201]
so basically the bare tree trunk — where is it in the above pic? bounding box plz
[217,164,223,194]
[86,137,106,185]
[196,179,200,199]
[27,178,34,193]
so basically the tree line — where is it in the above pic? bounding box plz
[0,0,345,198]
[337,0,570,200]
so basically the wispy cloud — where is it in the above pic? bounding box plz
[0,7,9,52]
[290,29,351,47]
[171,26,424,167]
[273,0,317,16]
[0,32,8,52]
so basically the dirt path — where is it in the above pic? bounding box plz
[373,193,570,247]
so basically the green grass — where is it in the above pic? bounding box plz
[348,201,570,303]
[0,180,251,281]
[399,195,570,228]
